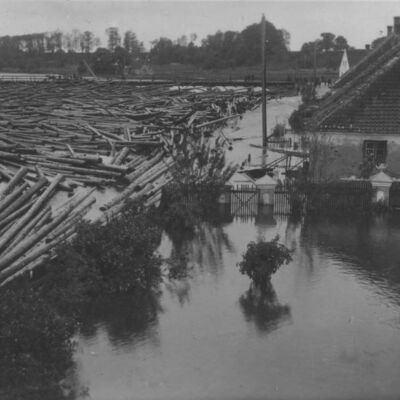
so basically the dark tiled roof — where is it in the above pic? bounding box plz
[308,34,400,131]
[347,49,369,69]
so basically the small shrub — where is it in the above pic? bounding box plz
[238,236,292,290]
[67,201,163,295]
[0,284,76,400]
[272,122,286,138]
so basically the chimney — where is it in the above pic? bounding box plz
[394,17,400,34]
[365,44,371,51]
[387,26,393,36]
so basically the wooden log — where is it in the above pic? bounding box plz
[112,146,129,165]
[86,124,121,142]
[0,190,95,271]
[126,152,164,182]
[35,162,122,179]
[99,183,153,223]
[0,166,28,199]
[0,174,63,253]
[0,228,75,284]
[0,166,13,181]
[66,144,75,157]
[0,254,51,287]
[7,206,52,250]
[0,150,25,161]
[0,198,36,231]
[0,182,29,214]
[0,177,48,221]
[46,196,96,241]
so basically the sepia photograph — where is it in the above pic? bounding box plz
[0,0,400,399]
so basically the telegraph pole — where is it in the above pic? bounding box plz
[313,40,317,83]
[261,14,267,148]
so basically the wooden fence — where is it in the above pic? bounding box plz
[274,182,292,215]
[304,180,372,215]
[161,180,374,219]
[389,182,400,209]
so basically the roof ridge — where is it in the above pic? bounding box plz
[311,56,400,128]
[308,42,400,129]
[335,34,400,88]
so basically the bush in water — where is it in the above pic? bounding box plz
[238,236,292,290]
[0,283,76,400]
[0,200,164,398]
[54,200,163,297]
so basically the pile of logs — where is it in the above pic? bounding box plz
[0,168,96,286]
[0,81,261,285]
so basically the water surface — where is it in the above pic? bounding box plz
[74,211,400,400]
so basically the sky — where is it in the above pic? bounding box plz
[0,0,400,50]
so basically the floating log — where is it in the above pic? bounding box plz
[0,166,28,199]
[0,174,63,253]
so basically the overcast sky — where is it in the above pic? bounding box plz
[0,1,399,50]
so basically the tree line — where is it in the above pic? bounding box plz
[0,27,145,75]
[0,21,383,76]
[149,20,290,68]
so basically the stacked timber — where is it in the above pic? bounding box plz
[0,82,258,187]
[0,81,260,285]
[0,167,96,286]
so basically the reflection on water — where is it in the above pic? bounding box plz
[163,220,234,277]
[74,208,400,400]
[239,282,291,334]
[301,215,400,305]
[78,291,162,351]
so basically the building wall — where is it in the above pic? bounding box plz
[307,132,400,179]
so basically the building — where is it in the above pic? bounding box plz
[338,49,350,77]
[338,48,369,78]
[306,17,400,180]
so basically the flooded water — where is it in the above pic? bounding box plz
[73,210,400,400]
[223,95,302,166]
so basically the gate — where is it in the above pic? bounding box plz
[230,186,260,217]
[274,182,293,215]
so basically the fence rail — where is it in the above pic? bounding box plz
[161,180,375,219]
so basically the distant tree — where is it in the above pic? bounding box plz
[176,35,188,47]
[113,46,128,77]
[106,27,121,52]
[93,37,101,49]
[234,21,287,66]
[123,30,143,58]
[63,33,74,52]
[71,29,82,52]
[80,31,95,53]
[92,47,114,74]
[319,32,336,52]
[149,37,175,64]
[300,40,320,68]
[189,33,197,44]
[334,35,349,51]
[46,31,63,53]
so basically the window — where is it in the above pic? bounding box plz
[363,140,387,165]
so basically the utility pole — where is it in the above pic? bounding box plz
[313,40,317,83]
[261,14,267,148]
